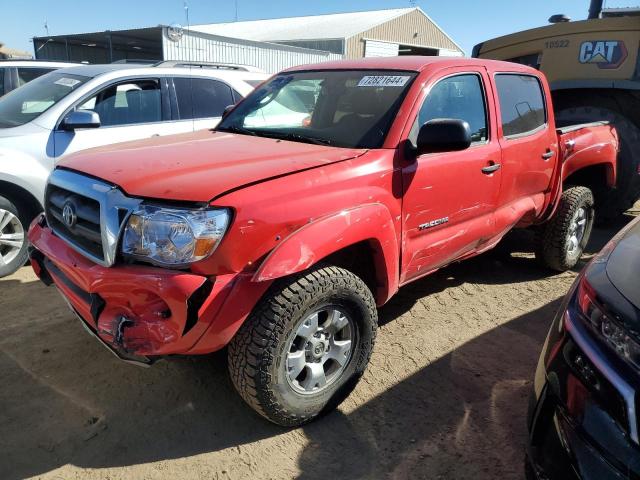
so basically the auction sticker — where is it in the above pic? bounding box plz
[54,77,81,88]
[357,75,410,87]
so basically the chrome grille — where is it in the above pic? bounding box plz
[45,169,142,267]
[46,185,103,260]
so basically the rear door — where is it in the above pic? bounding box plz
[493,73,557,211]
[172,77,236,131]
[401,67,502,283]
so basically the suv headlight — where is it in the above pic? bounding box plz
[122,205,230,267]
[576,276,640,370]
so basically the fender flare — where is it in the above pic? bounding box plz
[562,155,617,188]
[252,203,400,305]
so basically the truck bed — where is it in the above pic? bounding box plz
[557,120,618,185]
[556,121,610,135]
[556,120,611,134]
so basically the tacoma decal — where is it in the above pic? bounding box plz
[418,217,449,230]
[578,40,628,69]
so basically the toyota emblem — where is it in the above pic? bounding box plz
[62,202,77,228]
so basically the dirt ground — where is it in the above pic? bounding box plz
[1,206,638,480]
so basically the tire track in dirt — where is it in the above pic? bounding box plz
[1,210,636,479]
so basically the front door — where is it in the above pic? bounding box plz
[53,78,189,158]
[401,69,502,284]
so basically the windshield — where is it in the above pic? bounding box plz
[217,70,417,148]
[0,72,90,128]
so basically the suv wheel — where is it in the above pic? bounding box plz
[228,265,377,426]
[535,186,595,272]
[0,195,29,278]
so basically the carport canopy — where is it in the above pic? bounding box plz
[33,27,163,64]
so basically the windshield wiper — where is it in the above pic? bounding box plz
[258,131,333,146]
[217,125,258,136]
[218,126,333,146]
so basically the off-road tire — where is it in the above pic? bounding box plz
[535,186,594,272]
[556,104,640,222]
[0,195,30,278]
[228,265,377,427]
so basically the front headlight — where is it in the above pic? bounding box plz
[122,205,230,267]
[576,277,640,370]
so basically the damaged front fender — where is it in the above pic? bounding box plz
[252,203,400,305]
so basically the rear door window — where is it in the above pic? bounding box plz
[174,78,235,119]
[495,74,546,137]
[17,67,56,87]
[0,68,5,96]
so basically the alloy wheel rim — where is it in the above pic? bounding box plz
[285,306,355,394]
[567,206,588,256]
[0,209,24,268]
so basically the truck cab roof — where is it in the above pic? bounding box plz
[284,55,540,75]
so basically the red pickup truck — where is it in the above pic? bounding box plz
[28,57,618,426]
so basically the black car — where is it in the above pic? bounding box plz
[527,215,640,479]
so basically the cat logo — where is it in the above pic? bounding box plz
[578,40,628,69]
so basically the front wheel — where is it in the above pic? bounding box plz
[228,265,377,426]
[535,186,595,272]
[0,195,29,278]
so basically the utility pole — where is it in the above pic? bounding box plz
[44,19,49,36]
[235,0,238,21]
[183,0,190,29]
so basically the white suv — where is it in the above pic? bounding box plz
[0,62,268,276]
[0,60,79,97]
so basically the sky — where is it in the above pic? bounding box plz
[1,0,638,56]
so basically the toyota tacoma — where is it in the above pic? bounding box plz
[28,57,619,426]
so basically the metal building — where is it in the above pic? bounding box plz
[192,8,464,58]
[162,29,342,73]
[33,27,342,73]
[32,8,463,72]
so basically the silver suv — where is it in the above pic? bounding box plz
[0,61,268,276]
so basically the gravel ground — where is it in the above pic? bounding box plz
[1,206,637,480]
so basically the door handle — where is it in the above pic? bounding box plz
[542,150,554,160]
[481,163,501,174]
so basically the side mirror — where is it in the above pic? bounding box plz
[60,110,101,131]
[416,118,472,155]
[222,104,235,120]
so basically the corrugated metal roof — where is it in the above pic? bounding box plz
[602,6,640,16]
[191,8,416,41]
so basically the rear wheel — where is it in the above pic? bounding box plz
[535,186,594,272]
[0,195,29,278]
[556,103,640,222]
[228,265,377,426]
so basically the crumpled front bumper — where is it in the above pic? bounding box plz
[28,216,269,362]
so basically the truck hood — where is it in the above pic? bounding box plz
[59,130,367,202]
[606,217,640,310]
